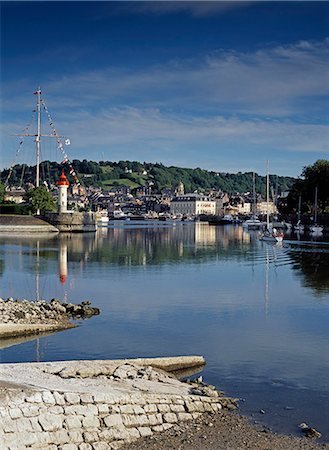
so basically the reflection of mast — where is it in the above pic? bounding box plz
[265,245,269,315]
[35,240,40,361]
[35,240,40,301]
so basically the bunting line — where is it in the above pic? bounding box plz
[41,99,82,188]
[5,115,35,186]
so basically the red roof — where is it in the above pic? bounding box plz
[56,169,70,187]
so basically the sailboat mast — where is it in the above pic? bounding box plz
[266,161,270,228]
[252,172,256,215]
[298,195,302,222]
[36,87,41,188]
[314,186,318,224]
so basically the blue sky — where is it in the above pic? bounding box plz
[1,1,329,177]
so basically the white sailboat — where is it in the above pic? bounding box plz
[310,186,323,235]
[294,195,304,233]
[260,162,284,243]
[242,172,263,230]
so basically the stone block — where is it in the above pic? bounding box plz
[83,431,99,443]
[64,393,81,405]
[147,413,163,426]
[109,426,130,441]
[119,404,134,414]
[163,413,178,424]
[68,430,84,444]
[53,391,66,405]
[194,401,206,412]
[185,401,199,413]
[21,431,40,446]
[126,427,140,440]
[64,415,82,430]
[109,441,125,450]
[97,403,109,415]
[152,424,164,432]
[82,415,100,429]
[79,444,93,450]
[65,405,86,415]
[133,405,144,415]
[48,405,64,415]
[192,412,202,419]
[162,423,174,430]
[27,431,51,447]
[49,430,70,445]
[9,407,23,419]
[158,404,171,413]
[103,414,123,427]
[80,393,93,404]
[122,414,149,428]
[21,405,40,417]
[16,417,34,432]
[42,391,56,405]
[38,413,63,431]
[59,444,79,450]
[177,412,192,422]
[92,392,106,403]
[91,442,110,450]
[170,404,185,413]
[203,402,214,412]
[143,404,157,413]
[138,426,152,437]
[30,416,43,432]
[84,404,98,416]
[25,392,43,404]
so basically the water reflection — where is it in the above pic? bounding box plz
[1,223,329,440]
[1,225,329,298]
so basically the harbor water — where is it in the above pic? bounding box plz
[0,221,329,441]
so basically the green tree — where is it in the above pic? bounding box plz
[24,186,56,214]
[287,160,329,213]
[0,181,5,203]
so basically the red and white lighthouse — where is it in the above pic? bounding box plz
[56,169,70,213]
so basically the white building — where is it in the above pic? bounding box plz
[170,194,216,217]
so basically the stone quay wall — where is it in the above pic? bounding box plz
[0,359,237,450]
[0,385,229,450]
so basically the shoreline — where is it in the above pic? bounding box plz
[0,358,327,450]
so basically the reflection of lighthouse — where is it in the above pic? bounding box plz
[59,238,68,285]
[56,169,70,213]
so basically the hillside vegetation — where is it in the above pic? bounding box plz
[1,159,295,195]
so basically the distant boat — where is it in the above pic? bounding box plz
[243,172,263,230]
[294,195,304,233]
[98,210,109,224]
[310,187,323,235]
[242,215,263,230]
[209,214,234,225]
[259,161,284,243]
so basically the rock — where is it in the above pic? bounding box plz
[298,422,322,438]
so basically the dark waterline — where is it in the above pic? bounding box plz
[0,222,329,441]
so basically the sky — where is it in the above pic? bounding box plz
[1,1,329,177]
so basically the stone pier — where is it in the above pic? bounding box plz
[0,358,237,449]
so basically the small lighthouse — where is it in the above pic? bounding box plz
[56,169,70,213]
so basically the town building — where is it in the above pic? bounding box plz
[170,194,216,217]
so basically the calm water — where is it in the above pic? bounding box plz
[1,222,329,441]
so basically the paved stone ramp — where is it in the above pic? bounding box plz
[0,358,236,449]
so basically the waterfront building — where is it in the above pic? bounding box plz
[170,194,216,217]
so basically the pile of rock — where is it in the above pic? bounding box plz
[0,297,99,329]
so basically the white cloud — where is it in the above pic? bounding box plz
[2,38,328,174]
